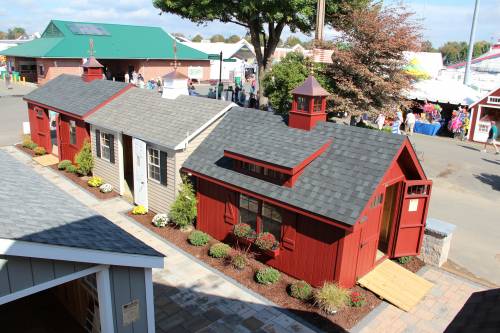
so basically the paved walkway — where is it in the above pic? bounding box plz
[351,266,485,333]
[4,146,316,333]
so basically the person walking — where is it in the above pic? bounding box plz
[461,111,470,141]
[124,72,130,83]
[375,113,385,130]
[392,111,403,135]
[405,111,416,135]
[482,121,499,154]
[5,70,12,89]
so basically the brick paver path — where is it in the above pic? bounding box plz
[351,267,486,333]
[5,146,316,333]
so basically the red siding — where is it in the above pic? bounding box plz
[28,104,51,152]
[469,87,500,141]
[58,114,90,162]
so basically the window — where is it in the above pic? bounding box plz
[100,132,111,161]
[239,161,286,183]
[39,65,45,76]
[262,202,282,240]
[487,96,500,105]
[407,185,429,196]
[313,97,323,112]
[239,194,259,231]
[296,96,309,112]
[36,108,44,118]
[148,148,161,182]
[370,193,384,208]
[69,120,77,145]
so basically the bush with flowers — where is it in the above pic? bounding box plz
[349,291,366,307]
[99,183,113,193]
[254,232,277,251]
[132,205,147,215]
[152,213,169,227]
[233,223,252,238]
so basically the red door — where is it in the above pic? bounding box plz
[392,180,432,257]
[34,107,51,152]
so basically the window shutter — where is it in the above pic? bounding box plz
[109,134,115,164]
[160,151,168,186]
[95,129,101,158]
[224,192,237,225]
[282,211,297,250]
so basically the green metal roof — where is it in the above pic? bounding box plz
[0,20,208,60]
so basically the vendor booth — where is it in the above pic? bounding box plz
[468,86,500,142]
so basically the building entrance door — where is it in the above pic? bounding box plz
[132,138,148,209]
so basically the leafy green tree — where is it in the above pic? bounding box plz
[191,34,203,42]
[75,140,94,176]
[226,34,241,43]
[262,52,310,115]
[6,27,26,39]
[210,34,225,43]
[153,0,369,107]
[439,41,468,65]
[473,40,490,58]
[169,176,197,228]
[0,31,6,39]
[284,35,303,48]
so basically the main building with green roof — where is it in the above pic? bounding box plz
[1,20,210,84]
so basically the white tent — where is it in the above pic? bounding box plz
[406,79,482,105]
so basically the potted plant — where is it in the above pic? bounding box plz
[255,232,280,258]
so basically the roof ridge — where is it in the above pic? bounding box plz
[51,19,164,30]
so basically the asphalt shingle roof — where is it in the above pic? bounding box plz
[24,74,129,117]
[86,88,233,150]
[0,150,162,258]
[183,108,406,226]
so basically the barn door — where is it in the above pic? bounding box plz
[132,138,148,209]
[392,180,432,257]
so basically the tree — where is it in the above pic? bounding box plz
[168,176,197,228]
[421,40,436,52]
[191,34,203,42]
[210,34,225,43]
[284,35,303,48]
[6,27,26,39]
[439,41,467,65]
[262,52,310,115]
[153,0,369,107]
[75,140,94,176]
[321,3,422,116]
[226,34,241,43]
[0,31,6,39]
[473,40,490,58]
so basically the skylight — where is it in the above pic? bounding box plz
[67,23,110,36]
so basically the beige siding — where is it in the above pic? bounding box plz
[175,117,224,188]
[147,145,176,214]
[91,125,120,192]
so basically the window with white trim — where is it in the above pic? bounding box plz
[70,120,77,145]
[487,96,500,105]
[148,148,161,182]
[100,132,111,161]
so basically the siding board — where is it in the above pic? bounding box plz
[0,258,10,297]
[6,256,34,292]
[147,146,175,214]
[31,258,55,284]
[54,261,75,278]
[91,125,120,192]
[129,268,148,333]
[111,266,134,333]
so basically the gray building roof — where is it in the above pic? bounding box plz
[24,74,129,117]
[0,150,162,257]
[183,108,407,226]
[86,88,233,150]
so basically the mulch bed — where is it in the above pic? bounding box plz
[47,164,119,200]
[128,211,381,332]
[397,256,425,273]
[15,144,37,157]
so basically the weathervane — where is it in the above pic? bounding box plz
[88,38,95,57]
[170,40,181,69]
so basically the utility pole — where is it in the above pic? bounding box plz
[315,0,326,43]
[217,51,223,99]
[464,0,480,86]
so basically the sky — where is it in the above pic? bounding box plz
[0,0,498,47]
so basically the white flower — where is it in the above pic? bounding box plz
[152,213,169,227]
[99,183,113,193]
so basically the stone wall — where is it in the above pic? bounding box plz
[418,218,456,267]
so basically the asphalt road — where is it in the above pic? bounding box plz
[410,134,500,285]
[0,83,34,146]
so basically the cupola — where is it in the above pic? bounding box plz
[289,75,330,131]
[81,39,104,82]
[162,70,189,99]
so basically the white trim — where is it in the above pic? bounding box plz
[173,103,236,150]
[100,131,112,162]
[144,268,156,333]
[97,268,115,333]
[0,238,164,268]
[468,85,500,109]
[0,264,106,306]
[118,132,125,195]
[487,96,500,105]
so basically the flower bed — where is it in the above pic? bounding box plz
[15,144,37,157]
[396,256,425,273]
[128,213,381,331]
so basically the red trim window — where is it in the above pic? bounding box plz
[69,120,77,145]
[296,96,309,112]
[313,96,323,113]
[238,161,286,184]
[239,194,283,240]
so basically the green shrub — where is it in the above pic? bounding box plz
[255,267,280,285]
[397,256,412,264]
[132,205,147,215]
[75,140,93,176]
[209,243,230,259]
[314,283,350,314]
[22,136,37,150]
[87,176,103,187]
[188,230,210,246]
[254,232,277,251]
[382,127,392,133]
[65,164,78,173]
[231,253,248,270]
[233,223,252,238]
[34,146,46,155]
[289,281,313,301]
[169,176,197,228]
[58,160,72,170]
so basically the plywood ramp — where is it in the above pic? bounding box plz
[33,154,59,166]
[357,259,433,311]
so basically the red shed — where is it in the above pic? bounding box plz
[182,76,432,288]
[24,57,131,162]
[468,86,500,143]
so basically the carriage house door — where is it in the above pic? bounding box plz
[132,138,148,209]
[392,180,432,257]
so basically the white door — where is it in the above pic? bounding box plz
[132,138,148,209]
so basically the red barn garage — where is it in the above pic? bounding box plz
[24,58,131,162]
[183,76,432,287]
[468,86,500,143]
